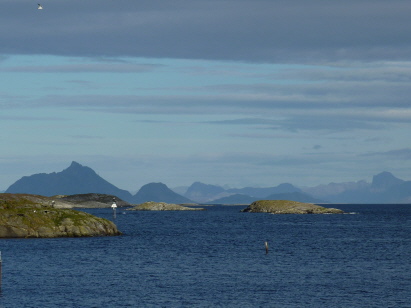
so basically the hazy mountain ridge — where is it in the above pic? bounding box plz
[299,171,410,203]
[184,182,225,203]
[208,192,326,205]
[133,183,193,204]
[4,161,411,204]
[5,162,193,204]
[300,180,370,198]
[182,172,411,204]
[226,183,302,198]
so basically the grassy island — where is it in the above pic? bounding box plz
[241,200,344,214]
[0,193,121,238]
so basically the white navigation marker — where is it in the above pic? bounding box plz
[38,4,43,9]
[111,201,117,218]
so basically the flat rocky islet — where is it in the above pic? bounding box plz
[127,201,206,211]
[241,200,344,214]
[56,193,131,208]
[0,193,121,238]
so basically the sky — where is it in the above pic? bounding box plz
[1,0,411,192]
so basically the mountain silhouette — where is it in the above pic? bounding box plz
[6,161,133,202]
[309,171,411,203]
[208,194,258,204]
[226,183,301,198]
[184,182,225,203]
[4,163,411,204]
[264,192,326,203]
[132,183,193,204]
[210,191,326,204]
[370,171,404,192]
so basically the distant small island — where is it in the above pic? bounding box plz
[127,201,205,211]
[56,193,131,208]
[241,200,344,214]
[0,193,121,238]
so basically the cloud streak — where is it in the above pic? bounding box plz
[0,61,162,73]
[361,148,411,160]
[2,0,411,63]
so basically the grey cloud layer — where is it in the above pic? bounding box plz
[2,60,409,132]
[2,62,162,73]
[19,91,408,133]
[2,0,411,62]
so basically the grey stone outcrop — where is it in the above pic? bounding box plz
[127,201,205,211]
[241,200,344,214]
[0,193,121,238]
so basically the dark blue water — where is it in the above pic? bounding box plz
[0,204,410,307]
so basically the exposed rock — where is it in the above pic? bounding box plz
[0,193,121,238]
[56,193,131,208]
[241,200,344,214]
[127,201,205,211]
[0,193,74,209]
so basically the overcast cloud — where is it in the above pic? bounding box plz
[1,0,411,191]
[2,0,411,62]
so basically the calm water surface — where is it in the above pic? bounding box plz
[0,204,410,307]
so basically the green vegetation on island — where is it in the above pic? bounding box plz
[0,193,121,238]
[241,200,344,214]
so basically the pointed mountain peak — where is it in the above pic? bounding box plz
[62,161,95,175]
[5,161,133,201]
[68,161,83,169]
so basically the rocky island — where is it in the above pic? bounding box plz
[56,193,131,208]
[241,200,344,214]
[128,201,205,211]
[0,193,121,238]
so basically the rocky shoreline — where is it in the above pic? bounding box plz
[127,201,205,211]
[0,193,121,238]
[241,200,344,214]
[56,193,131,208]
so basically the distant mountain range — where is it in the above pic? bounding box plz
[133,183,192,204]
[4,162,191,204]
[4,161,411,204]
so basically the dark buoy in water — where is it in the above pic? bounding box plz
[265,241,269,254]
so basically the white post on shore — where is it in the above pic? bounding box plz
[111,200,117,219]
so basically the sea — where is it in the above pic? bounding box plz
[0,204,410,308]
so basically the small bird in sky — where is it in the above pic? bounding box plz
[38,4,43,10]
